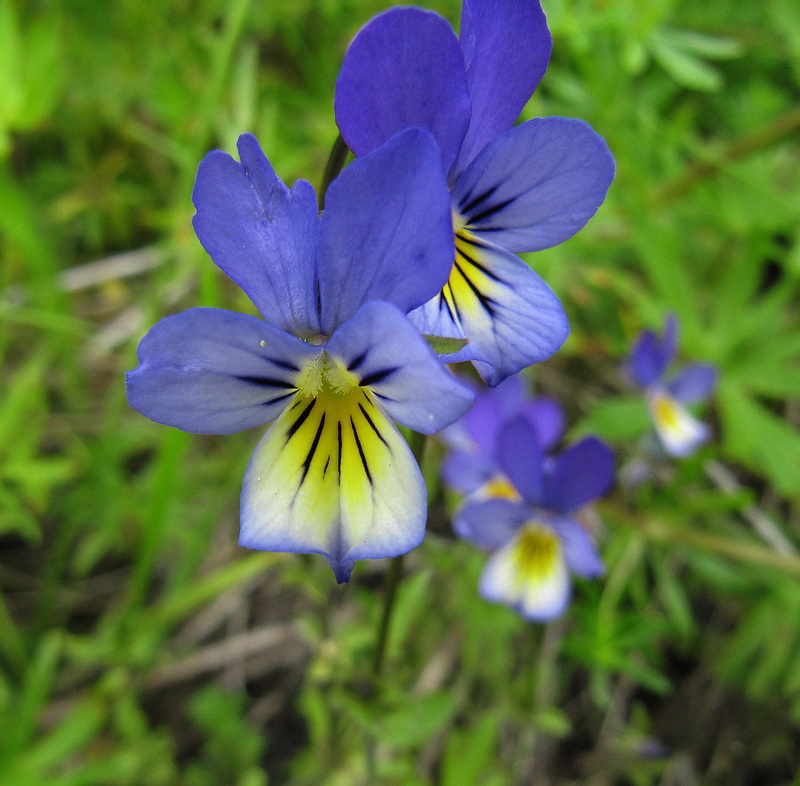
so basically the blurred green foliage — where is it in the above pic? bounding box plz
[1,0,799,783]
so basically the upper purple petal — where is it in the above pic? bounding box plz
[520,397,565,451]
[325,301,474,434]
[126,307,318,435]
[628,315,679,388]
[452,118,615,253]
[666,363,718,404]
[495,416,545,505]
[541,437,615,514]
[192,134,320,337]
[453,0,552,176]
[459,375,528,454]
[318,128,454,335]
[334,7,472,174]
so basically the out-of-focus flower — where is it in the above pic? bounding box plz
[127,130,474,582]
[627,315,717,458]
[334,0,615,385]
[445,387,614,620]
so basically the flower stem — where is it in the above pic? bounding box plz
[371,554,405,679]
[365,431,426,781]
[371,430,426,678]
[319,132,351,210]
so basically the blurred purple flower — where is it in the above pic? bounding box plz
[627,315,717,458]
[443,380,614,621]
[127,130,474,582]
[334,0,615,385]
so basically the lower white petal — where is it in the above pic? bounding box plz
[647,389,709,458]
[479,522,571,621]
[239,387,426,582]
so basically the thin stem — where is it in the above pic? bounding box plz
[655,106,800,204]
[319,133,351,209]
[609,504,800,576]
[370,431,427,679]
[365,431,426,781]
[371,554,405,679]
[704,458,796,555]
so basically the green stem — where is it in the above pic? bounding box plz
[365,431,426,780]
[609,503,800,576]
[371,554,405,679]
[319,133,351,210]
[655,106,800,204]
[370,431,426,678]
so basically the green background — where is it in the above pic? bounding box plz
[1,0,799,783]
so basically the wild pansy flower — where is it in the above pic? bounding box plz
[628,315,717,458]
[127,129,474,583]
[442,373,564,501]
[449,411,614,621]
[334,0,615,385]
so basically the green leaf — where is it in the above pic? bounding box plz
[663,28,743,60]
[718,382,800,498]
[575,396,651,442]
[650,32,723,91]
[339,691,457,749]
[440,710,501,786]
[379,691,457,748]
[0,0,23,124]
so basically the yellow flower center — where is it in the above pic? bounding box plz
[512,523,560,583]
[650,391,681,431]
[477,475,522,502]
[296,351,359,398]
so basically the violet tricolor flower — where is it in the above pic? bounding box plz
[628,316,717,458]
[127,129,474,583]
[450,413,614,621]
[334,0,615,385]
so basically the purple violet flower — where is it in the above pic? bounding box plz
[444,384,614,621]
[126,130,475,583]
[334,0,615,385]
[627,315,717,458]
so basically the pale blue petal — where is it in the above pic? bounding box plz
[410,232,569,386]
[453,498,528,549]
[452,118,615,252]
[442,449,496,494]
[551,517,604,578]
[126,308,318,434]
[667,363,718,404]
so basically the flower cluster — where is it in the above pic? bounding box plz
[627,315,717,458]
[444,377,614,620]
[126,0,615,584]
